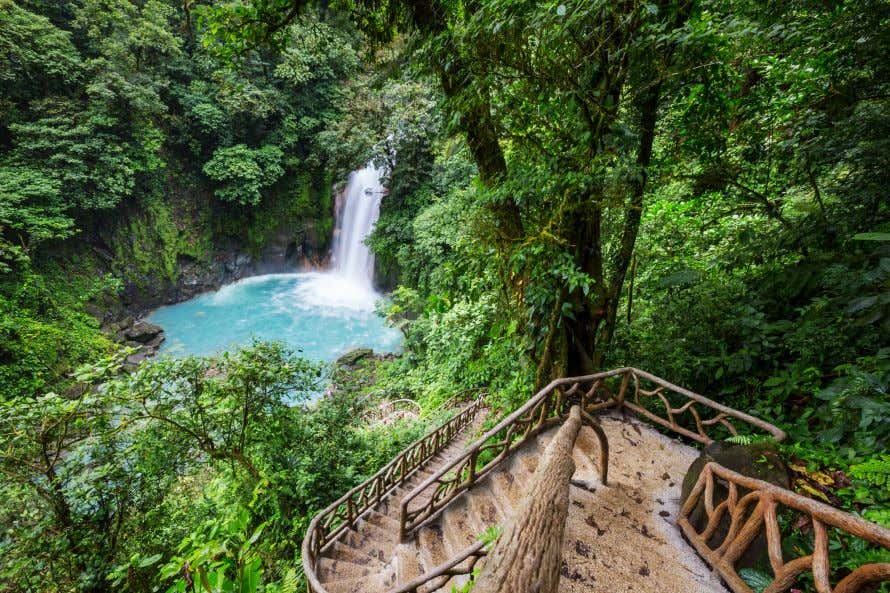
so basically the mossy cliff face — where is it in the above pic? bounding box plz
[98,168,335,312]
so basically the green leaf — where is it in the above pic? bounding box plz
[739,568,773,593]
[853,232,890,241]
[138,553,163,568]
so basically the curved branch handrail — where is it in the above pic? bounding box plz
[302,397,482,593]
[399,367,786,540]
[621,368,787,444]
[472,405,583,593]
[388,540,488,593]
[679,462,890,593]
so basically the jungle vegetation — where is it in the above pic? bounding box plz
[0,0,887,592]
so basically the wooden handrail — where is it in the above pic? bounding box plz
[301,397,482,593]
[679,462,890,593]
[473,405,583,593]
[387,540,488,593]
[399,368,785,541]
[622,368,787,444]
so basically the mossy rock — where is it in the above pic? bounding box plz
[335,348,375,368]
[681,441,790,569]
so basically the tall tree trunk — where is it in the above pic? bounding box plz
[408,0,523,243]
[437,58,523,243]
[593,82,662,368]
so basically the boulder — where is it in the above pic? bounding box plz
[123,320,164,344]
[335,348,374,368]
[144,333,165,350]
[681,441,790,568]
[102,315,134,338]
[122,350,151,373]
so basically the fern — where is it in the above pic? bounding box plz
[448,527,503,593]
[849,455,890,487]
[279,569,300,593]
[725,434,755,445]
[724,434,776,446]
[864,508,890,529]
[478,525,502,549]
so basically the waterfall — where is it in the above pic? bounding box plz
[331,164,385,288]
[292,163,386,311]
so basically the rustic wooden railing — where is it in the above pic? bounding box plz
[389,406,587,593]
[615,368,788,444]
[389,541,488,593]
[301,398,481,592]
[679,462,890,593]
[399,367,786,541]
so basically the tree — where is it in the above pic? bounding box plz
[203,144,285,205]
[110,341,321,481]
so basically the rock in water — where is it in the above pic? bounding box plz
[334,347,374,368]
[681,440,790,568]
[123,320,164,344]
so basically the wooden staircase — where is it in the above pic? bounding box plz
[304,369,890,593]
[311,424,477,592]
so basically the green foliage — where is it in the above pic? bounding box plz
[739,568,772,593]
[478,525,501,550]
[274,17,358,88]
[0,264,117,399]
[203,144,285,206]
[155,487,267,593]
[0,0,80,103]
[1,339,433,593]
[849,456,890,489]
[0,166,71,271]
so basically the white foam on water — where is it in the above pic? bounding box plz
[290,271,381,313]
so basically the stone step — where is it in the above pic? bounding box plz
[416,522,449,572]
[466,484,503,533]
[393,542,425,586]
[324,540,387,568]
[354,517,399,546]
[320,572,388,593]
[316,556,379,583]
[439,496,477,556]
[366,509,400,532]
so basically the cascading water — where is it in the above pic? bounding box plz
[331,164,385,288]
[292,163,385,311]
[146,163,401,361]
